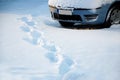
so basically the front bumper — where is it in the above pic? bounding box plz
[49,6,107,25]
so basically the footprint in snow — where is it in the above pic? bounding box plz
[21,17,28,22]
[45,51,59,63]
[31,30,41,45]
[24,30,44,45]
[43,41,61,63]
[42,41,59,52]
[21,17,35,27]
[20,26,31,32]
[59,56,74,75]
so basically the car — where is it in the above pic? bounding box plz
[48,0,120,28]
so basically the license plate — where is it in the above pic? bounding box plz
[59,9,72,15]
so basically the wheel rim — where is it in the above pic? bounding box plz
[110,8,120,24]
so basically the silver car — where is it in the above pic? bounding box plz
[48,0,120,28]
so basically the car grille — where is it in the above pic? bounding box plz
[53,13,82,21]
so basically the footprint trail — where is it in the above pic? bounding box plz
[20,16,76,79]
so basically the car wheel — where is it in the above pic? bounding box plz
[103,6,120,28]
[109,6,120,24]
[59,21,74,27]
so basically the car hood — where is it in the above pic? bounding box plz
[48,0,103,9]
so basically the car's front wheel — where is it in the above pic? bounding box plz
[109,6,120,24]
[104,5,120,28]
[59,21,74,27]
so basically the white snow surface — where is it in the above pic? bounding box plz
[0,0,120,80]
[48,0,102,8]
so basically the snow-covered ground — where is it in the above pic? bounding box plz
[0,0,120,80]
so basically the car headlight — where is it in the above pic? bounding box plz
[49,5,56,12]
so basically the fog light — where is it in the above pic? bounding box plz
[84,14,98,22]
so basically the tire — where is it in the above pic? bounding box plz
[59,21,74,27]
[109,6,120,24]
[103,5,120,28]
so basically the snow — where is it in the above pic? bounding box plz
[48,0,102,8]
[0,0,120,80]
